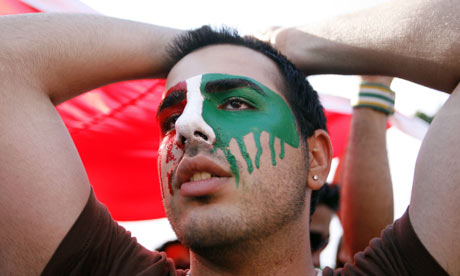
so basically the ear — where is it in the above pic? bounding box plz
[306,129,333,190]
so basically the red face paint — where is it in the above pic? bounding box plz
[158,153,165,198]
[166,132,177,163]
[157,81,187,137]
[157,81,188,197]
[162,131,183,196]
[167,170,174,195]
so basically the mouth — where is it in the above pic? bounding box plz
[175,155,232,197]
[189,172,213,181]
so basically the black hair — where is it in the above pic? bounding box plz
[311,183,340,214]
[167,26,327,215]
[156,239,185,252]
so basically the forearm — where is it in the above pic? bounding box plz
[0,14,180,274]
[340,108,394,256]
[0,13,181,104]
[279,0,460,92]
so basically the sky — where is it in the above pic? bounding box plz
[77,0,448,268]
[80,0,388,33]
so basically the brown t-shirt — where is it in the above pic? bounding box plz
[322,209,448,276]
[42,191,186,276]
[42,191,448,276]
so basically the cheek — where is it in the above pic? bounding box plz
[158,132,184,198]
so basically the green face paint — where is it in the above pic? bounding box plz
[200,73,299,186]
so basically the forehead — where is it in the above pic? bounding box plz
[165,44,284,95]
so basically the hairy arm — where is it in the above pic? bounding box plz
[339,76,394,257]
[0,13,180,275]
[267,0,460,93]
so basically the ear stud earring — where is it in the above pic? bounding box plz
[312,175,319,181]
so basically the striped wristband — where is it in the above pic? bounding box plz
[353,81,395,115]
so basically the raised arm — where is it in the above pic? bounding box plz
[0,13,180,275]
[264,0,460,93]
[339,76,394,257]
[263,0,460,273]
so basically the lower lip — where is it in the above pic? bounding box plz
[180,177,229,197]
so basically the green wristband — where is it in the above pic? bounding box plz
[352,81,395,115]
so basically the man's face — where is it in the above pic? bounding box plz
[156,45,310,249]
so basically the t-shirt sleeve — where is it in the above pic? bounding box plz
[323,208,448,276]
[41,190,185,276]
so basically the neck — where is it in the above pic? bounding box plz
[188,213,316,276]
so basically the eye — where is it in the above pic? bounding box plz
[162,114,180,133]
[220,98,255,110]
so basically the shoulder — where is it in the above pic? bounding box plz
[323,209,448,276]
[42,190,174,275]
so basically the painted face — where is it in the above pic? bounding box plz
[156,45,315,251]
[157,73,299,194]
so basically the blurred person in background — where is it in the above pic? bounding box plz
[310,76,394,269]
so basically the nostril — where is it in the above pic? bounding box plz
[194,131,208,141]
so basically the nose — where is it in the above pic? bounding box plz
[175,113,215,146]
[174,75,216,146]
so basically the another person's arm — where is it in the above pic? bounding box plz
[264,0,460,93]
[0,13,179,275]
[339,76,394,257]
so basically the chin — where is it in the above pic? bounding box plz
[171,205,250,250]
[165,168,309,252]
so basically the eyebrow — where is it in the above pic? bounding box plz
[158,90,186,113]
[205,78,266,96]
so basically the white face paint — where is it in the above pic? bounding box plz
[174,74,216,144]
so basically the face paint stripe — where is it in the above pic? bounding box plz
[254,132,263,169]
[236,138,254,174]
[280,141,285,159]
[175,75,216,144]
[269,134,277,166]
[222,148,240,187]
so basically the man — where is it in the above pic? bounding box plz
[310,76,394,268]
[1,15,331,275]
[0,0,458,275]
[310,183,340,267]
[156,26,331,276]
[339,76,395,258]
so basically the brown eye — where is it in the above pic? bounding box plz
[220,98,254,110]
[163,114,180,133]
